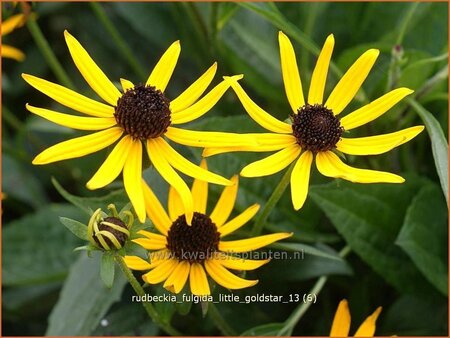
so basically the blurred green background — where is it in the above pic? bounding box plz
[2,2,448,336]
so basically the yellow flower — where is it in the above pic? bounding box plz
[204,32,424,210]
[2,13,26,61]
[23,30,254,223]
[330,299,382,337]
[124,160,292,295]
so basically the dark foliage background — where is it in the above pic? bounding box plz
[2,2,448,336]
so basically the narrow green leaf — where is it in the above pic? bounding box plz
[46,253,127,335]
[270,242,343,261]
[240,323,285,336]
[407,98,448,203]
[60,217,88,240]
[237,2,342,77]
[100,253,116,289]
[396,184,448,295]
[52,177,130,215]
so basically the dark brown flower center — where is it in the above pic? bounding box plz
[93,217,128,248]
[291,104,344,153]
[166,212,220,263]
[114,84,171,139]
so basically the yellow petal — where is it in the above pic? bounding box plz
[203,133,297,157]
[123,255,152,271]
[340,88,414,130]
[354,306,382,337]
[147,40,181,92]
[191,160,209,214]
[224,77,292,134]
[133,230,167,250]
[210,175,239,227]
[64,30,121,105]
[26,104,117,130]
[32,127,123,165]
[147,139,194,224]
[308,34,334,105]
[2,45,25,61]
[219,204,260,237]
[204,259,258,289]
[290,150,313,210]
[325,49,379,115]
[123,139,145,223]
[219,232,292,253]
[336,126,424,155]
[163,261,190,294]
[142,258,178,284]
[189,262,210,296]
[120,78,134,92]
[142,181,171,235]
[170,62,217,114]
[152,137,231,186]
[86,135,132,189]
[279,31,304,112]
[22,74,114,117]
[316,151,405,183]
[219,255,270,271]
[171,79,229,124]
[168,185,184,221]
[240,144,300,177]
[165,127,257,148]
[330,299,351,337]
[2,14,25,36]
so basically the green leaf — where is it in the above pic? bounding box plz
[396,184,448,295]
[2,204,84,286]
[100,253,116,289]
[46,253,127,336]
[153,286,177,324]
[309,177,439,296]
[381,295,448,335]
[240,323,285,336]
[237,2,342,78]
[259,246,352,284]
[176,292,193,315]
[52,177,130,215]
[407,98,448,203]
[270,242,343,261]
[60,217,88,240]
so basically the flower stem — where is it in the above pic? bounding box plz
[26,18,75,89]
[278,246,351,335]
[208,302,237,336]
[251,162,295,236]
[89,2,147,80]
[114,254,181,336]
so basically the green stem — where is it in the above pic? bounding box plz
[89,2,147,80]
[387,2,420,91]
[115,255,181,336]
[396,2,420,46]
[279,276,328,336]
[251,162,295,236]
[26,18,75,89]
[278,246,351,335]
[208,302,237,336]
